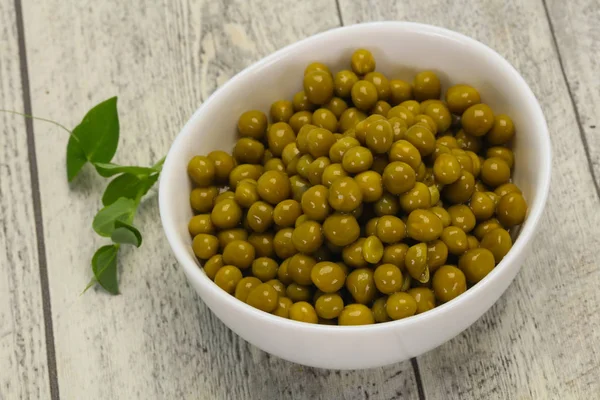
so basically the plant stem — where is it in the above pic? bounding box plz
[0,109,72,133]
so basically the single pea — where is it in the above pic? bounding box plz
[496,192,527,228]
[273,199,302,227]
[273,228,298,259]
[399,100,420,115]
[207,150,235,183]
[437,135,459,149]
[455,129,482,153]
[365,217,379,237]
[251,257,279,282]
[216,229,248,251]
[432,265,466,303]
[427,240,449,272]
[190,186,218,211]
[352,171,383,203]
[234,276,262,302]
[188,156,215,187]
[289,176,309,204]
[388,117,408,142]
[289,111,313,134]
[445,84,481,114]
[288,254,317,285]
[286,283,313,303]
[211,199,242,229]
[413,71,441,101]
[234,179,259,208]
[462,103,494,136]
[374,264,403,294]
[481,157,511,188]
[301,185,330,221]
[389,79,412,105]
[339,304,375,325]
[351,80,379,111]
[387,105,415,126]
[480,227,513,263]
[373,192,400,216]
[293,91,315,112]
[430,206,451,227]
[248,232,274,258]
[237,110,267,139]
[382,243,409,271]
[487,146,515,169]
[322,213,360,247]
[365,71,390,100]
[325,97,348,118]
[256,170,290,205]
[303,70,334,105]
[448,204,477,233]
[386,292,417,320]
[408,288,436,314]
[289,301,318,323]
[371,100,392,116]
[188,214,215,236]
[305,127,336,158]
[470,192,496,220]
[487,114,515,145]
[405,124,436,156]
[365,119,394,154]
[296,124,316,154]
[203,254,224,280]
[311,261,346,293]
[321,163,348,187]
[192,233,219,260]
[229,164,263,189]
[264,158,285,174]
[428,184,441,205]
[277,258,293,285]
[312,108,338,132]
[424,102,452,133]
[267,122,296,157]
[327,176,363,212]
[363,236,384,264]
[269,100,294,124]
[291,220,324,254]
[307,157,331,186]
[405,243,429,283]
[351,48,376,75]
[399,182,431,212]
[233,138,265,164]
[315,293,344,319]
[376,215,406,244]
[329,136,360,163]
[388,140,422,170]
[346,268,376,304]
[282,142,301,175]
[338,107,367,132]
[414,113,438,135]
[342,146,373,174]
[381,161,416,195]
[467,151,482,177]
[246,201,274,233]
[214,265,243,294]
[342,238,368,268]
[441,226,469,255]
[266,279,286,296]
[467,235,480,250]
[473,218,501,240]
[304,62,330,76]
[372,297,391,323]
[459,248,496,284]
[443,170,475,204]
[296,154,314,178]
[334,70,359,98]
[494,183,522,198]
[222,240,255,269]
[272,297,293,318]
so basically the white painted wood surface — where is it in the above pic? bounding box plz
[0,1,50,399]
[0,0,598,398]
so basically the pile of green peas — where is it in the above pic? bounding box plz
[186,48,527,325]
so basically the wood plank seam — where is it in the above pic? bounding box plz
[13,0,60,399]
[541,0,600,200]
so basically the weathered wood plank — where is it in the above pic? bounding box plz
[0,1,50,399]
[339,0,600,398]
[22,1,420,398]
[545,0,600,190]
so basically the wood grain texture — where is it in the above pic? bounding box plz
[21,1,420,399]
[0,0,50,399]
[545,0,600,191]
[339,0,600,398]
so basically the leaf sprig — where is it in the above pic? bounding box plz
[3,97,165,295]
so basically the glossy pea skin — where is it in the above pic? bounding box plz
[372,297,391,323]
[192,234,219,260]
[388,140,422,171]
[273,199,302,227]
[470,191,496,220]
[487,114,515,145]
[461,104,494,136]
[376,215,406,244]
[339,304,375,325]
[188,156,215,187]
[445,84,481,114]
[273,228,298,259]
[405,243,429,283]
[487,146,515,169]
[386,292,417,320]
[289,301,318,323]
[481,157,511,188]
[364,71,390,100]
[214,265,243,294]
[373,192,400,216]
[328,177,363,212]
[334,70,359,98]
[443,170,475,204]
[354,171,383,203]
[408,288,436,314]
[382,243,409,270]
[207,150,235,183]
[441,226,469,256]
[481,227,513,262]
[292,220,324,254]
[321,163,349,187]
[342,238,368,268]
[387,105,415,127]
[237,110,268,139]
[432,265,466,303]
[346,268,376,304]
[301,185,331,221]
[413,71,441,101]
[342,146,374,174]
[365,119,394,154]
[329,136,360,163]
[389,79,413,105]
[382,161,416,195]
[399,182,431,213]
[374,263,403,294]
[351,49,376,75]
[458,248,496,284]
[246,283,279,312]
[351,80,379,111]
[303,70,334,105]
[427,240,448,272]
[448,204,477,233]
[311,261,346,293]
[325,97,349,119]
[188,214,215,236]
[211,199,242,229]
[251,257,279,282]
[234,276,262,302]
[273,297,294,318]
[323,213,360,247]
[496,192,527,227]
[222,240,255,269]
[315,293,344,319]
[246,201,274,233]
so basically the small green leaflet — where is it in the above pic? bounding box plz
[111,220,142,247]
[93,162,156,178]
[91,244,120,295]
[102,173,159,206]
[92,197,136,237]
[66,97,120,181]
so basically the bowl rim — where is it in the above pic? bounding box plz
[159,21,552,333]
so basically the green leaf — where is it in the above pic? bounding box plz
[111,220,142,247]
[92,197,136,237]
[101,173,159,206]
[66,97,119,181]
[91,245,119,295]
[93,162,156,178]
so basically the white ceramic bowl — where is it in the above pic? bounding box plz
[159,22,551,369]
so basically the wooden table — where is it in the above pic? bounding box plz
[2,0,599,398]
